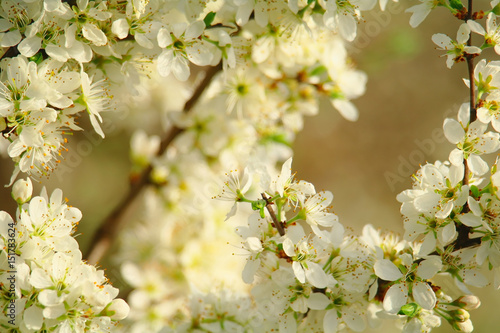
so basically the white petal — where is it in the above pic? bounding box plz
[383,283,408,314]
[305,262,328,288]
[135,33,154,49]
[374,259,403,281]
[171,56,190,81]
[449,149,464,166]
[413,192,440,213]
[283,238,295,257]
[459,212,482,227]
[435,201,453,219]
[18,36,42,57]
[157,49,174,77]
[23,306,43,330]
[82,23,107,46]
[44,0,62,11]
[438,222,456,244]
[242,259,259,284]
[185,21,205,39]
[30,269,53,289]
[457,23,471,44]
[443,118,464,144]
[89,113,105,138]
[307,293,330,310]
[332,99,359,121]
[111,18,129,39]
[0,30,21,47]
[413,281,437,310]
[468,154,488,175]
[467,19,485,35]
[186,44,213,66]
[324,309,339,333]
[67,42,93,63]
[418,233,437,256]
[432,33,452,49]
[417,257,442,279]
[157,28,171,48]
[338,14,357,42]
[45,44,69,62]
[458,102,470,125]
[292,261,306,283]
[407,5,432,28]
[343,306,366,331]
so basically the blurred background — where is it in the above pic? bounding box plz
[1,1,499,331]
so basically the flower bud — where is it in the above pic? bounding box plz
[450,309,470,322]
[452,318,473,333]
[107,298,130,320]
[12,178,33,204]
[455,295,481,310]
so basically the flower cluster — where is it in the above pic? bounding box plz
[0,55,111,182]
[0,179,129,331]
[0,0,387,182]
[211,158,485,332]
[3,0,500,332]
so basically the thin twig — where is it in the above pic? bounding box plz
[261,193,285,236]
[84,64,222,265]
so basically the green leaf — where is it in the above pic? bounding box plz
[448,0,464,10]
[204,12,216,28]
[492,3,500,15]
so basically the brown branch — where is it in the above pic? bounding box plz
[261,193,285,236]
[458,0,475,243]
[84,64,222,265]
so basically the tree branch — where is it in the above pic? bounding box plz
[261,193,285,236]
[458,0,475,243]
[84,64,222,265]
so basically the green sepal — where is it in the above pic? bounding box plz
[470,185,479,198]
[251,199,267,211]
[398,303,420,317]
[309,65,327,77]
[29,52,44,64]
[325,303,335,310]
[204,12,216,28]
[259,133,291,147]
[259,207,265,219]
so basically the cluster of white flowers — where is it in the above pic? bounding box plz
[100,0,397,330]
[0,55,111,182]
[4,0,500,332]
[207,158,485,332]
[0,178,129,332]
[0,0,382,183]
